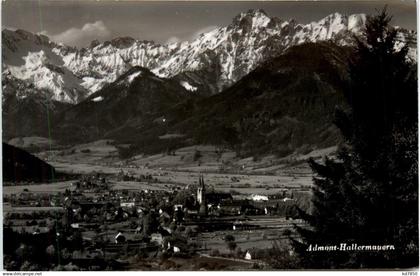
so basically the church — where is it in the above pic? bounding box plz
[196,175,233,216]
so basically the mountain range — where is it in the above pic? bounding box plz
[2,9,417,158]
[49,40,351,158]
[3,10,416,104]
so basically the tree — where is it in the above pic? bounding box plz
[193,149,202,161]
[15,244,32,260]
[223,235,237,253]
[293,8,418,269]
[46,244,55,258]
[142,210,158,236]
[224,234,235,242]
[71,231,84,251]
[227,241,237,253]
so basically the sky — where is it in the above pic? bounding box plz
[2,0,417,48]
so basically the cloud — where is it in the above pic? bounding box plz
[190,25,219,40]
[165,36,181,45]
[42,21,111,47]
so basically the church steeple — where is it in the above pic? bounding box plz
[197,174,205,204]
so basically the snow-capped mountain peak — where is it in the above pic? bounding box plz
[232,9,272,30]
[2,10,416,103]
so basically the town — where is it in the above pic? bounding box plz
[3,168,310,270]
[2,0,417,271]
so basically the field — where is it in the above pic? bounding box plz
[29,143,329,196]
[193,216,304,253]
[3,203,63,213]
[3,181,75,195]
[4,161,313,196]
[128,255,259,270]
[3,139,330,269]
[7,136,57,150]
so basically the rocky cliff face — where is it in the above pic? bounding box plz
[3,10,416,103]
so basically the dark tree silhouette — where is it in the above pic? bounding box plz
[293,8,418,269]
[142,210,159,236]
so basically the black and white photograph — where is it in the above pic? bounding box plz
[1,0,418,271]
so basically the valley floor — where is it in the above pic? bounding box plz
[3,141,335,270]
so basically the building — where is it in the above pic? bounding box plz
[196,175,233,217]
[245,251,252,260]
[197,175,208,216]
[206,192,233,205]
[249,194,269,201]
[197,175,205,204]
[151,233,163,245]
[115,232,126,244]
